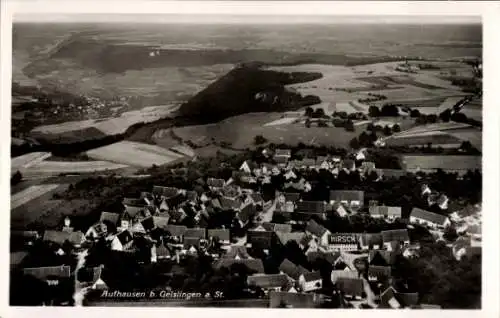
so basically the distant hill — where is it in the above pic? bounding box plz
[178,65,322,122]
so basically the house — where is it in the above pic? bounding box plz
[213,258,265,274]
[155,244,172,261]
[381,229,410,250]
[152,186,179,198]
[367,265,391,282]
[275,148,292,158]
[359,233,383,250]
[165,225,187,242]
[85,222,108,240]
[409,208,451,229]
[315,156,331,170]
[222,185,240,199]
[299,235,319,254]
[263,222,292,233]
[269,291,316,308]
[10,251,28,270]
[379,287,419,309]
[207,229,231,244]
[247,229,274,250]
[275,155,289,166]
[183,228,206,240]
[330,202,350,217]
[43,230,85,248]
[436,194,449,210]
[275,232,306,247]
[130,221,147,234]
[281,192,301,204]
[99,212,120,227]
[335,277,365,299]
[23,265,71,285]
[220,196,242,211]
[328,233,359,251]
[369,250,397,266]
[368,206,402,220]
[240,160,255,174]
[249,192,264,206]
[238,203,257,226]
[299,271,323,292]
[207,178,225,190]
[296,201,327,217]
[330,270,359,284]
[111,230,134,251]
[279,259,307,281]
[224,245,251,259]
[186,191,198,202]
[329,190,364,211]
[77,266,107,290]
[305,220,330,246]
[247,274,289,292]
[342,159,356,172]
[284,170,297,181]
[452,236,482,261]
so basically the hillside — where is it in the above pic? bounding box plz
[178,65,322,122]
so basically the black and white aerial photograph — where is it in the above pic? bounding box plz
[5,0,494,312]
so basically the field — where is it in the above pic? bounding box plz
[264,117,299,127]
[20,160,129,178]
[11,184,62,210]
[86,141,186,167]
[400,155,481,173]
[11,152,52,172]
[31,104,180,137]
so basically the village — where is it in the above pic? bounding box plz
[10,146,482,308]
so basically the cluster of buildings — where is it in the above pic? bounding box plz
[10,148,481,307]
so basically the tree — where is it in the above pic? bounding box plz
[443,226,458,242]
[439,109,452,122]
[381,104,399,117]
[392,124,401,133]
[305,118,311,128]
[366,123,375,132]
[410,109,421,118]
[427,114,438,124]
[254,135,268,145]
[460,141,473,153]
[350,137,360,149]
[383,125,392,136]
[368,106,380,117]
[318,120,328,127]
[11,170,23,185]
[344,119,355,132]
[304,107,314,117]
[451,112,467,123]
[313,108,326,118]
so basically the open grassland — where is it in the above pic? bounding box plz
[447,128,482,151]
[87,141,185,167]
[11,152,52,172]
[20,160,129,178]
[11,184,62,210]
[264,117,299,127]
[385,133,462,147]
[400,155,481,172]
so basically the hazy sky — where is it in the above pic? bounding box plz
[15,14,481,25]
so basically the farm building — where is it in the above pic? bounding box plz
[409,208,451,229]
[400,155,481,175]
[329,190,364,210]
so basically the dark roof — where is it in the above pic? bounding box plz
[186,191,198,201]
[207,229,230,241]
[222,186,240,198]
[247,274,289,288]
[305,220,329,237]
[275,149,291,157]
[10,251,28,269]
[411,208,449,225]
[275,231,306,246]
[239,203,257,223]
[381,229,410,244]
[342,159,355,169]
[183,237,201,249]
[123,197,148,206]
[211,198,222,209]
[269,291,315,308]
[123,205,145,219]
[274,155,289,164]
[329,190,364,203]
[23,265,71,280]
[77,266,103,284]
[220,196,241,211]
[396,292,419,307]
[283,192,301,202]
[207,178,225,188]
[183,228,206,239]
[296,201,326,214]
[247,230,274,248]
[359,233,383,247]
[336,277,364,297]
[152,186,179,197]
[369,206,402,218]
[99,212,120,225]
[214,258,265,273]
[141,217,155,232]
[262,222,292,233]
[302,271,322,282]
[380,287,400,308]
[166,225,187,237]
[168,209,187,222]
[380,169,406,178]
[116,230,133,246]
[279,259,302,280]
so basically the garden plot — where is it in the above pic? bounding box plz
[87,141,185,167]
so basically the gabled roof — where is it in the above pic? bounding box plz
[153,216,170,230]
[183,237,201,249]
[279,259,302,280]
[331,270,359,283]
[183,228,206,239]
[369,250,396,266]
[43,230,85,246]
[302,271,322,282]
[116,230,133,245]
[247,230,274,247]
[166,224,187,237]
[99,212,120,225]
[275,149,292,157]
[247,274,289,288]
[77,266,103,284]
[10,251,28,269]
[211,198,222,210]
[123,197,148,207]
[207,229,230,241]
[369,206,402,218]
[410,208,449,225]
[152,186,179,198]
[168,209,187,222]
[220,196,241,211]
[156,244,172,258]
[283,192,301,203]
[186,191,198,201]
[141,217,155,232]
[380,287,400,309]
[395,291,419,308]
[381,229,410,244]
[296,201,326,214]
[130,222,146,234]
[275,231,306,246]
[336,277,364,297]
[368,265,391,279]
[23,265,72,280]
[329,190,364,202]
[239,203,257,223]
[123,205,147,220]
[214,258,265,274]
[262,222,292,233]
[269,291,315,308]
